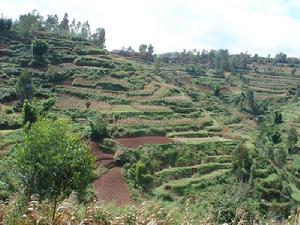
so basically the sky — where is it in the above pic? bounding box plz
[1,0,300,57]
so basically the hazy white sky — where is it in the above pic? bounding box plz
[1,0,300,57]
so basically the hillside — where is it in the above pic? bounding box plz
[1,27,300,224]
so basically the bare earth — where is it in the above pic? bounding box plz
[93,167,134,206]
[89,141,134,205]
[116,136,173,148]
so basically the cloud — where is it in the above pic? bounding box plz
[1,0,300,56]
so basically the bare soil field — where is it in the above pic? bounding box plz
[92,167,134,206]
[116,136,173,148]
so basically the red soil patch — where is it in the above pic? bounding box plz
[61,80,73,86]
[221,127,241,140]
[195,84,213,93]
[93,167,134,206]
[116,136,173,148]
[89,141,133,205]
[88,141,114,166]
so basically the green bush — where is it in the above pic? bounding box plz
[0,18,12,32]
[74,56,115,69]
[90,117,109,142]
[32,39,48,57]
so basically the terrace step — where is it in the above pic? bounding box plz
[154,169,230,196]
[154,162,231,186]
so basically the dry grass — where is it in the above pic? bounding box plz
[113,117,208,126]
[131,103,172,112]
[55,94,112,111]
[73,77,130,87]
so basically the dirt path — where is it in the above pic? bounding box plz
[89,141,134,206]
[93,167,134,206]
[116,136,173,148]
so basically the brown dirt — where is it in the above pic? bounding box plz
[89,141,134,205]
[116,136,173,148]
[195,84,213,93]
[88,141,114,166]
[92,167,134,206]
[61,80,73,86]
[221,127,241,140]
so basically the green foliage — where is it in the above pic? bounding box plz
[15,70,33,102]
[32,39,48,58]
[22,98,56,127]
[74,56,115,68]
[90,117,109,142]
[274,111,283,124]
[0,157,20,200]
[185,65,206,77]
[15,118,95,201]
[209,82,221,96]
[13,10,43,33]
[135,161,153,189]
[22,99,37,126]
[287,127,298,153]
[153,56,161,75]
[232,141,254,182]
[91,27,106,48]
[275,145,288,167]
[0,18,12,32]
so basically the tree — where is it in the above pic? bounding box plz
[210,82,221,97]
[22,98,56,127]
[0,18,12,32]
[232,140,254,182]
[153,56,161,74]
[15,118,95,219]
[287,127,298,153]
[274,111,283,124]
[245,90,258,115]
[32,39,48,58]
[81,21,91,39]
[135,161,153,189]
[31,39,48,67]
[44,14,59,32]
[91,27,106,48]
[14,10,43,33]
[22,99,37,127]
[275,145,288,168]
[59,13,69,34]
[16,70,33,102]
[90,117,109,141]
[274,52,287,64]
[147,44,154,61]
[139,44,147,59]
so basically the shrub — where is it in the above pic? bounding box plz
[0,18,12,32]
[15,118,95,218]
[32,39,48,58]
[135,161,153,189]
[90,117,109,142]
[15,70,33,102]
[74,56,115,69]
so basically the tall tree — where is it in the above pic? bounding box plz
[139,44,147,59]
[81,21,91,39]
[16,70,33,102]
[91,27,106,48]
[44,14,59,32]
[14,10,43,33]
[147,44,154,61]
[59,13,69,34]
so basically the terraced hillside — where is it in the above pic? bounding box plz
[2,30,300,224]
